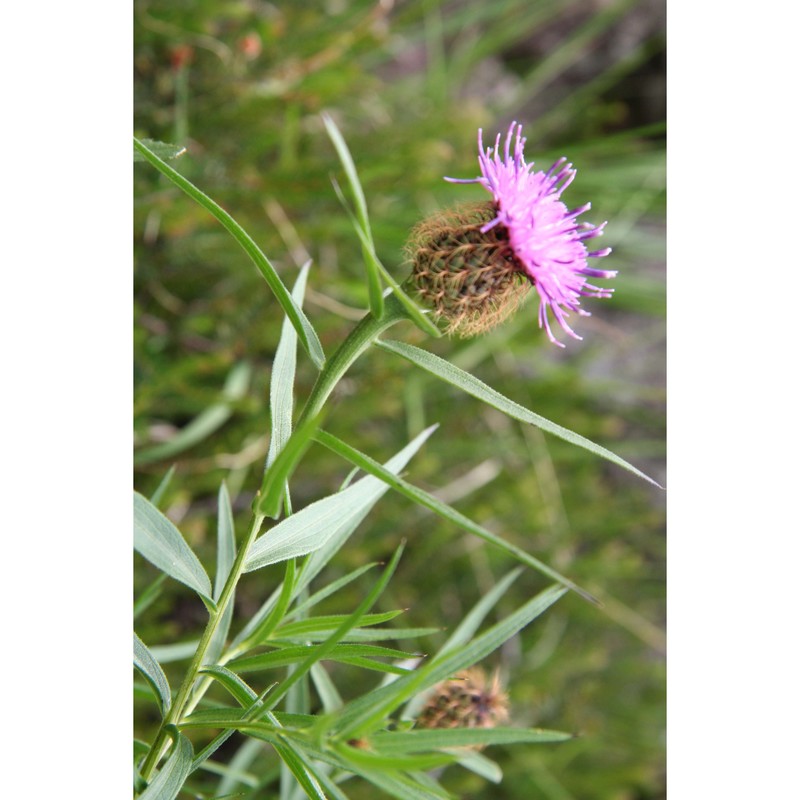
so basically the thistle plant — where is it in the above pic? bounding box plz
[133,117,659,800]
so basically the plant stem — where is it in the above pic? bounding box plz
[139,294,413,783]
[139,512,266,783]
[296,291,410,427]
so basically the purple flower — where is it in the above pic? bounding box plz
[447,122,616,347]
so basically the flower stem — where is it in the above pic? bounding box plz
[296,291,411,427]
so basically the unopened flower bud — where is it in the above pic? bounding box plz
[416,668,509,741]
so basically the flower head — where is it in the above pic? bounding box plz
[416,668,509,738]
[445,122,616,346]
[406,202,531,337]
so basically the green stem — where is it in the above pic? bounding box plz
[140,294,412,784]
[296,292,410,427]
[139,513,266,783]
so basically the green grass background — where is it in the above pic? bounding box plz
[134,1,665,797]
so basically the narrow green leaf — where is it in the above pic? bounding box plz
[274,626,439,644]
[133,573,167,621]
[255,405,324,519]
[149,640,199,664]
[138,729,193,800]
[198,665,258,708]
[290,741,348,800]
[272,737,328,800]
[245,427,437,571]
[454,749,502,784]
[281,424,438,606]
[333,657,413,676]
[243,681,282,723]
[418,584,568,688]
[329,177,440,338]
[268,262,311,474]
[133,137,325,369]
[322,112,383,318]
[133,139,186,162]
[215,482,237,599]
[339,744,455,771]
[180,708,277,734]
[344,765,451,800]
[292,742,451,800]
[134,362,251,466]
[310,662,344,713]
[321,115,371,247]
[217,737,264,795]
[233,643,415,674]
[370,726,571,753]
[287,562,379,620]
[149,465,176,507]
[314,430,596,604]
[277,611,404,637]
[238,559,297,651]
[265,543,407,713]
[207,483,236,664]
[134,491,213,604]
[230,585,284,650]
[438,569,523,655]
[182,706,318,733]
[133,632,171,716]
[190,729,239,777]
[181,707,254,729]
[376,339,662,487]
[373,264,442,339]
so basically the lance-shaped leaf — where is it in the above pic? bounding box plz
[133,632,171,716]
[199,665,259,708]
[369,726,571,753]
[134,491,213,605]
[322,112,383,319]
[314,430,596,604]
[206,482,237,664]
[138,728,193,800]
[244,426,436,571]
[133,139,186,162]
[254,408,324,519]
[376,339,661,487]
[214,482,237,600]
[134,362,251,466]
[268,262,311,470]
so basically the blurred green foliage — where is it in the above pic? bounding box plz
[134,1,665,798]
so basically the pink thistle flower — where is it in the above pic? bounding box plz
[447,122,616,346]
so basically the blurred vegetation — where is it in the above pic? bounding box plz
[134,1,665,798]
